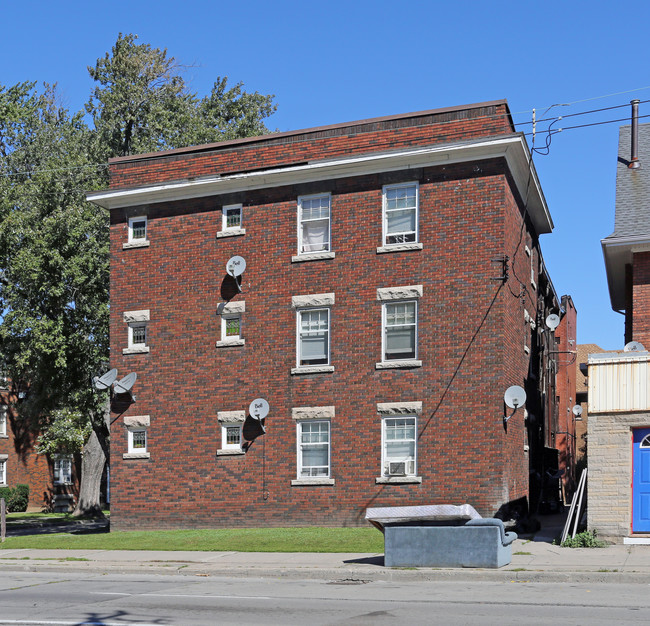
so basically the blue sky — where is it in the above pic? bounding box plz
[3,0,649,349]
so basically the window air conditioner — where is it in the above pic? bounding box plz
[388,461,407,476]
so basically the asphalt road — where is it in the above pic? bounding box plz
[1,570,648,625]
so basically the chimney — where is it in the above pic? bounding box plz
[629,99,641,169]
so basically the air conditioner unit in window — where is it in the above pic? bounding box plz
[388,461,407,476]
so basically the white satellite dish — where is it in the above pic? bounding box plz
[226,256,246,277]
[94,368,118,391]
[624,341,646,352]
[504,386,527,409]
[114,372,137,395]
[572,404,583,418]
[545,314,560,330]
[249,398,269,421]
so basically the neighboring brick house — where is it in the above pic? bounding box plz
[593,108,650,541]
[0,378,78,511]
[89,100,563,530]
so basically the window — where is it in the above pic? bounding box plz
[297,420,330,478]
[0,458,6,485]
[383,301,417,361]
[128,216,148,242]
[53,456,72,485]
[123,310,150,354]
[223,315,241,340]
[0,405,6,437]
[382,416,417,477]
[223,204,242,230]
[128,428,147,454]
[383,183,418,246]
[217,301,245,347]
[298,194,330,255]
[217,410,246,455]
[298,308,330,366]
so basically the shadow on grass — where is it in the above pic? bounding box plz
[6,518,110,537]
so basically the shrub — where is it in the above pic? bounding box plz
[561,529,607,548]
[0,484,30,512]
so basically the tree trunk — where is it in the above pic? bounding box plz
[72,398,110,518]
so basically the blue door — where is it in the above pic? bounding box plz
[632,428,650,532]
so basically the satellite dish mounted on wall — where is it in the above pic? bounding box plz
[545,314,560,331]
[226,255,246,293]
[93,368,118,391]
[503,385,526,426]
[572,404,583,419]
[624,341,646,352]
[114,372,137,401]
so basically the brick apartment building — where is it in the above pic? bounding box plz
[89,100,564,530]
[0,378,77,511]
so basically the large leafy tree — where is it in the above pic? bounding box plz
[0,34,276,516]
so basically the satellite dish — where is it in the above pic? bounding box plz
[572,404,583,417]
[504,386,527,409]
[545,314,560,330]
[94,368,118,391]
[226,256,246,277]
[114,372,137,395]
[624,341,646,352]
[249,398,269,421]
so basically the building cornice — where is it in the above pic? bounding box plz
[88,134,552,235]
[601,234,650,311]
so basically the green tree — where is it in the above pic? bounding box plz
[0,35,276,517]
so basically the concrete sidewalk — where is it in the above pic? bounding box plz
[1,538,648,584]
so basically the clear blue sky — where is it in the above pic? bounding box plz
[3,0,649,350]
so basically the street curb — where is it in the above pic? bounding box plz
[1,560,649,585]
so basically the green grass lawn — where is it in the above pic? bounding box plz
[1,526,384,553]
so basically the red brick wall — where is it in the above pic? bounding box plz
[108,153,538,529]
[108,104,512,190]
[0,390,52,510]
[633,252,650,346]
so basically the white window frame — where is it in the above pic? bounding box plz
[382,182,419,247]
[221,423,243,451]
[297,420,331,479]
[381,415,417,478]
[128,428,148,454]
[382,300,418,363]
[0,458,6,485]
[0,404,7,437]
[297,193,331,256]
[216,301,245,347]
[222,204,243,231]
[297,308,330,367]
[128,216,148,243]
[221,314,241,341]
[123,310,150,355]
[53,456,73,485]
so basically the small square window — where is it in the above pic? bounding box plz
[298,194,331,255]
[223,204,243,231]
[222,315,241,340]
[128,429,147,454]
[221,424,242,450]
[382,301,417,361]
[383,183,418,246]
[131,324,147,346]
[297,308,330,366]
[53,456,73,485]
[128,216,148,242]
[297,420,330,478]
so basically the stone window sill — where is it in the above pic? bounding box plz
[216,339,245,348]
[123,240,150,249]
[291,365,335,375]
[375,476,422,484]
[217,228,246,238]
[376,243,423,254]
[375,360,422,370]
[291,478,335,486]
[123,452,150,460]
[0,435,7,439]
[217,449,245,456]
[291,251,336,263]
[123,346,150,355]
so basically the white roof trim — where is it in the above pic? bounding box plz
[87,135,552,235]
